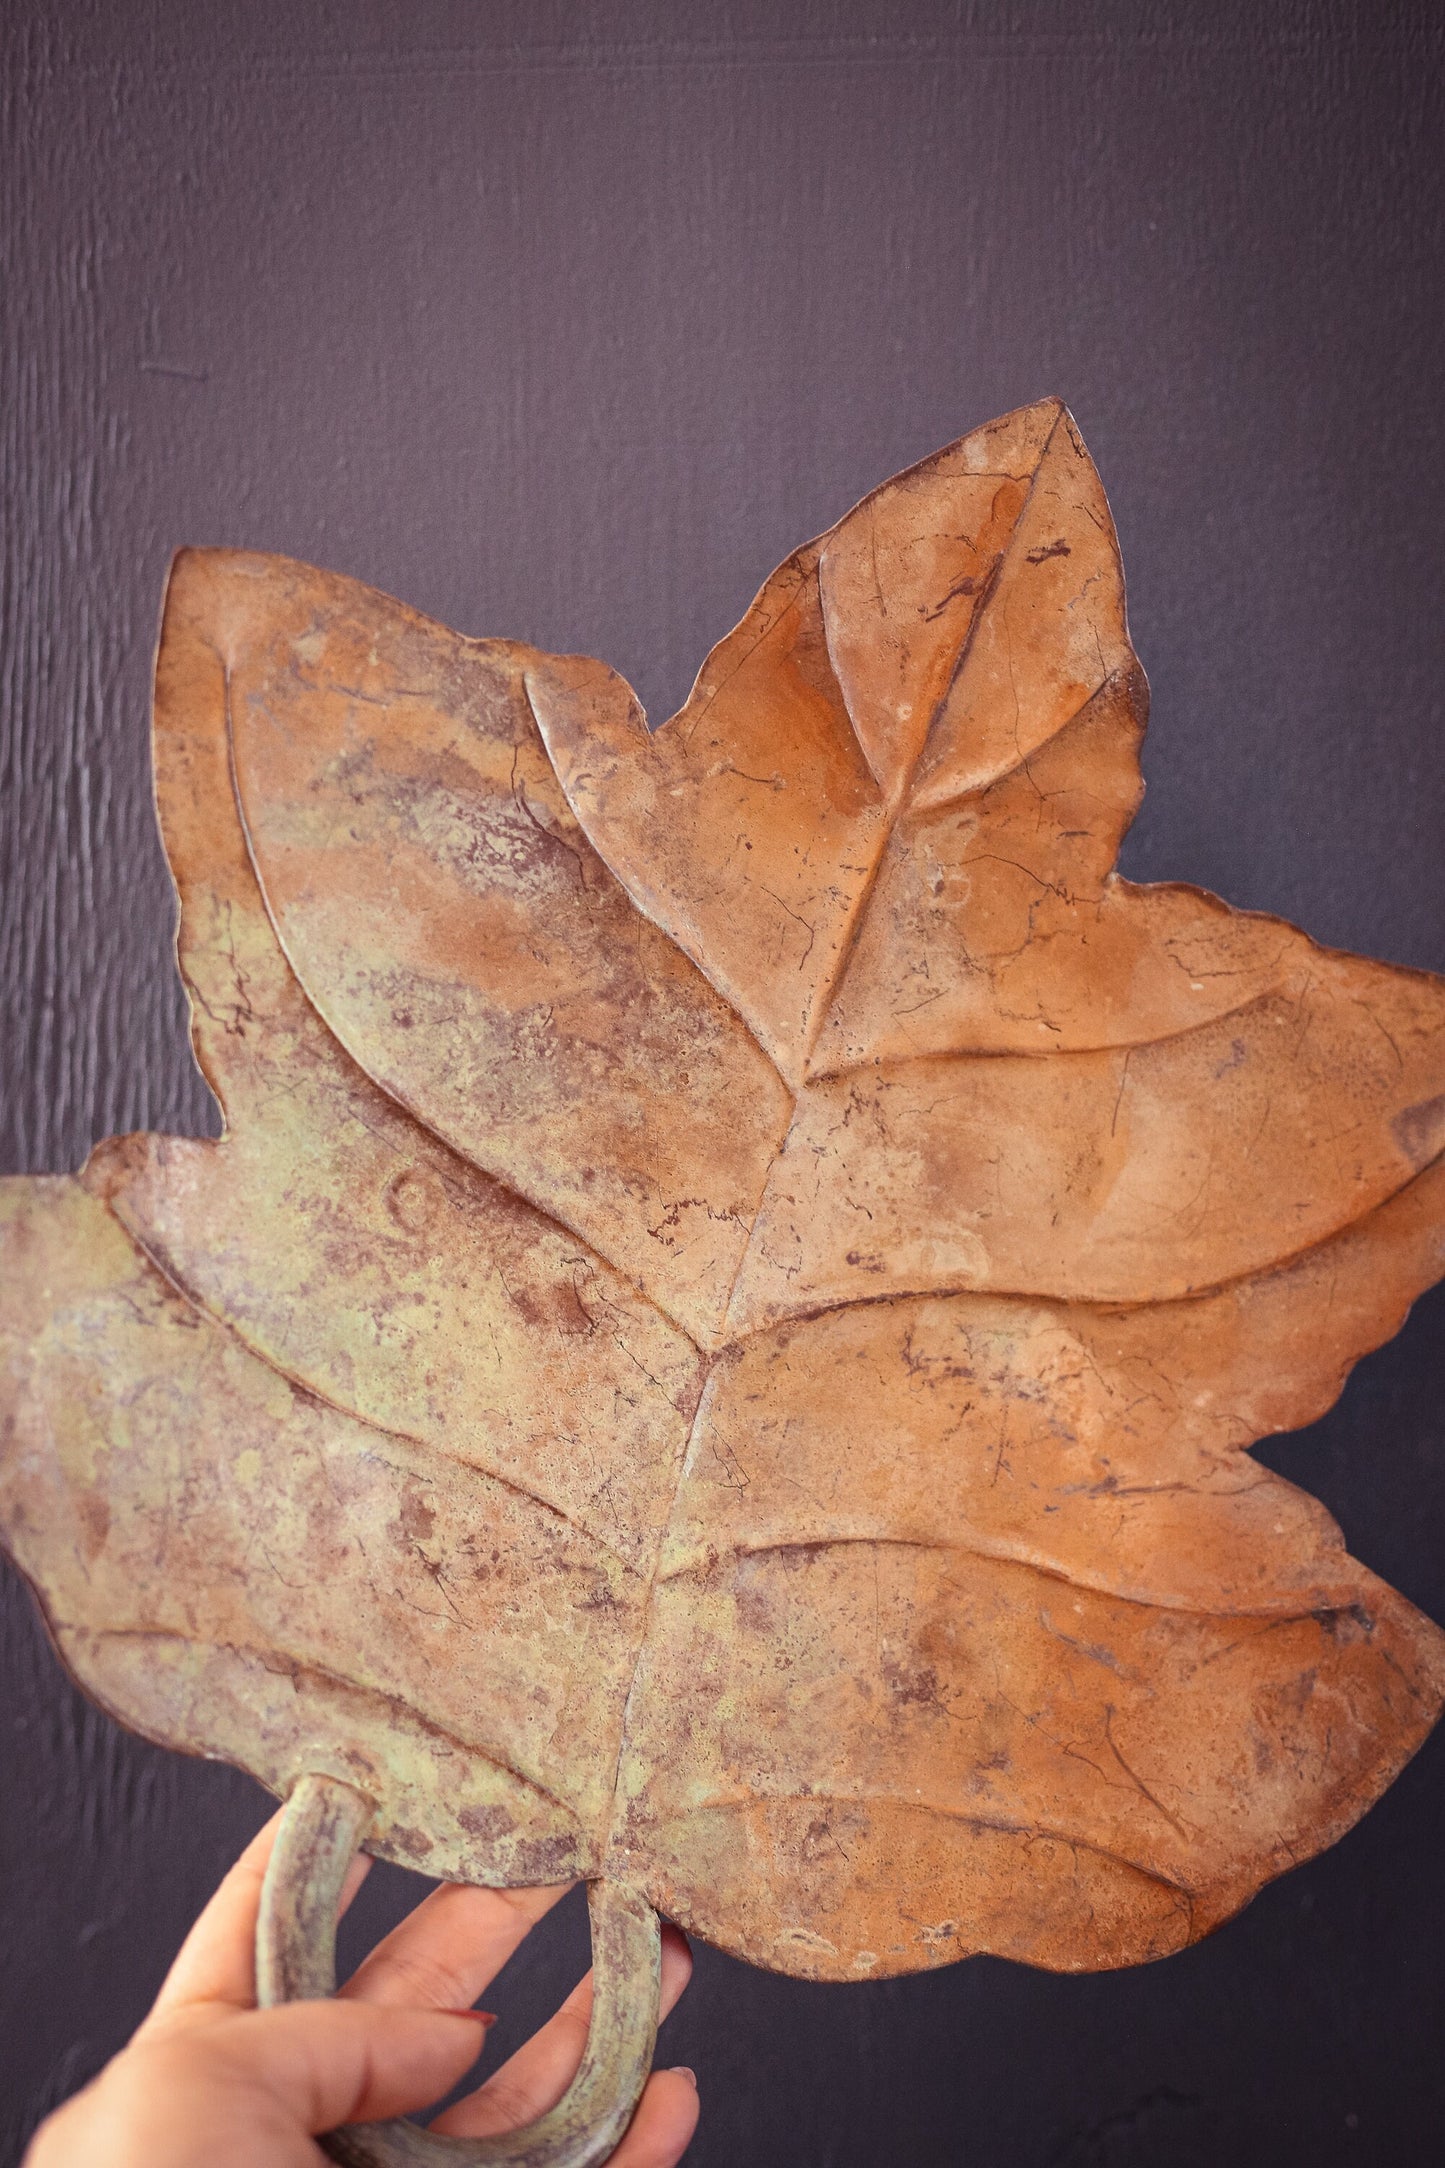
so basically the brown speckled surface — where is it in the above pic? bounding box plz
[5,404,1444,2001]
[4,6,1445,2162]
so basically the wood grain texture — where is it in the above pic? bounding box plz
[3,2,1444,2163]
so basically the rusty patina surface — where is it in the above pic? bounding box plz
[255,1778,660,2168]
[4,397,1445,1987]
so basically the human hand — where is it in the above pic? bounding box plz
[25,1809,699,2168]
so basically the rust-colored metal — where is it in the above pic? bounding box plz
[4,398,1445,2153]
[257,1776,660,2168]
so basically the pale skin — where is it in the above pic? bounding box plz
[25,1810,700,2168]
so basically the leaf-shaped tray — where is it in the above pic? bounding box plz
[4,399,1445,2165]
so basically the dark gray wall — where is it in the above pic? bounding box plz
[3,2,1444,2160]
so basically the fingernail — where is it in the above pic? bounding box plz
[444,2008,499,2025]
[670,2066,698,2088]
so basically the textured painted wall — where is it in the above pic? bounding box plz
[2,2,1443,2160]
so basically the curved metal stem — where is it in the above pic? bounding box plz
[257,1775,662,2168]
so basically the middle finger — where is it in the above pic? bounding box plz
[431,1920,693,2140]
[338,1879,574,2011]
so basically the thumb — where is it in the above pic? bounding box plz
[213,1997,491,2132]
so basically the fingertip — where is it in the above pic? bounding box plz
[429,2009,495,2056]
[236,1803,286,1869]
[657,1921,693,2018]
[337,1848,373,1918]
[611,2066,702,2166]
